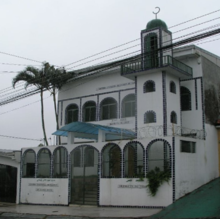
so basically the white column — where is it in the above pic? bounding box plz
[98,129,106,142]
[67,132,75,144]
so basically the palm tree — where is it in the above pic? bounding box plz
[12,65,49,146]
[45,64,73,144]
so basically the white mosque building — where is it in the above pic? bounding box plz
[2,15,220,208]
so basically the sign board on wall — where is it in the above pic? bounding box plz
[20,178,68,205]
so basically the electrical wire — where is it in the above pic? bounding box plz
[0,63,41,66]
[0,134,42,141]
[1,13,220,99]
[1,26,220,106]
[1,15,220,105]
[66,20,220,70]
[64,9,220,68]
[1,35,219,115]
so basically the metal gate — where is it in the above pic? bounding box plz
[0,164,17,203]
[70,146,99,205]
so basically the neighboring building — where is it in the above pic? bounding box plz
[0,149,20,204]
[18,17,220,207]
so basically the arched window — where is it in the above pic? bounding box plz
[22,149,36,178]
[143,80,155,93]
[100,97,117,120]
[147,140,171,173]
[102,143,121,178]
[181,86,191,111]
[170,81,176,94]
[37,148,51,178]
[170,111,177,124]
[83,101,96,122]
[66,104,78,124]
[53,147,68,178]
[144,111,156,123]
[124,142,144,178]
[144,33,158,68]
[121,94,135,118]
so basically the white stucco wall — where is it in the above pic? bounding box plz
[100,178,172,207]
[175,130,219,200]
[20,178,68,205]
[180,79,204,133]
[137,72,163,132]
[166,74,181,132]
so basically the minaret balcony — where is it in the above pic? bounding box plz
[121,55,193,79]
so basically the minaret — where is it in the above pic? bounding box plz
[121,8,193,138]
[141,7,173,69]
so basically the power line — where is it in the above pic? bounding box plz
[0,36,219,115]
[64,9,220,68]
[0,95,51,116]
[60,28,220,94]
[0,63,41,66]
[0,71,20,74]
[0,51,43,64]
[0,134,42,141]
[197,37,220,45]
[1,24,219,105]
[1,13,219,99]
[169,9,220,28]
[66,19,220,71]
[66,22,220,71]
[2,27,220,106]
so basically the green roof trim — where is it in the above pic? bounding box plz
[146,19,168,30]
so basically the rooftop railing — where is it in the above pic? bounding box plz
[121,55,193,76]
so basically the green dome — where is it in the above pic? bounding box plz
[146,19,168,30]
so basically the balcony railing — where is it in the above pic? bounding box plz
[121,55,193,76]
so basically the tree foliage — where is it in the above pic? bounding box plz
[12,62,74,145]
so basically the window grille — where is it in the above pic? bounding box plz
[83,101,96,122]
[73,148,81,167]
[100,98,117,120]
[181,86,191,111]
[147,141,170,173]
[53,147,68,178]
[144,111,156,123]
[102,144,121,178]
[84,147,94,167]
[66,104,78,124]
[22,150,36,178]
[143,80,155,93]
[170,81,176,94]
[124,142,144,178]
[121,94,135,118]
[37,149,51,178]
[144,33,159,68]
[181,141,196,153]
[170,111,177,124]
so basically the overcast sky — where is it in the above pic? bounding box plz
[0,0,220,150]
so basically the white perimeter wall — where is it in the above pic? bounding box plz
[175,127,219,199]
[100,178,172,207]
[20,178,68,205]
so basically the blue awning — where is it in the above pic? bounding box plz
[52,121,136,141]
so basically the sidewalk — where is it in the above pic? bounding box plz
[0,203,161,218]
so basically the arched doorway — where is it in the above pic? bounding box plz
[70,145,99,205]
